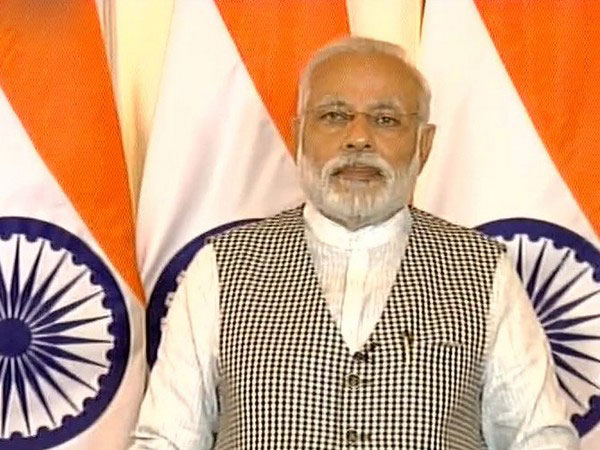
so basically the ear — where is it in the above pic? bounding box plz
[417,123,436,172]
[292,117,301,164]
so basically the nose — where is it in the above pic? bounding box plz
[343,113,373,152]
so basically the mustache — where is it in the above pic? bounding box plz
[321,153,395,180]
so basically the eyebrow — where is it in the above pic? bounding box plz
[368,100,407,112]
[314,97,348,109]
[314,97,409,113]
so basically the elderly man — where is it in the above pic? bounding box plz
[131,37,579,449]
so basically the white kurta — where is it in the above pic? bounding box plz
[131,203,579,449]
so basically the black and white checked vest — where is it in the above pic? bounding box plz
[212,206,503,449]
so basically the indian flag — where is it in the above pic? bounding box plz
[415,0,600,445]
[136,0,349,366]
[0,2,144,449]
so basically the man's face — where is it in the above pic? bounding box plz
[297,51,435,230]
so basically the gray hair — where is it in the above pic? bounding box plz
[297,36,431,121]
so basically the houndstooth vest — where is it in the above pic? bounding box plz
[212,206,503,449]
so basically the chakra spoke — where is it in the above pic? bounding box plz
[27,351,78,411]
[0,262,8,320]
[34,335,111,346]
[21,253,67,322]
[1,359,13,436]
[527,241,547,306]
[32,315,109,335]
[21,354,55,426]
[30,290,102,330]
[551,341,600,365]
[547,331,600,342]
[14,359,31,435]
[552,348,600,389]
[545,314,600,332]
[26,269,87,326]
[556,373,584,408]
[0,358,6,412]
[9,237,21,318]
[515,236,524,280]
[540,288,600,325]
[30,348,95,393]
[17,241,45,319]
[533,250,570,315]
[32,343,107,369]
[0,358,7,379]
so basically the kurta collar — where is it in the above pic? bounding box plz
[302,201,412,250]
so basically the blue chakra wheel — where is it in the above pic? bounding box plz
[147,219,257,367]
[477,218,600,436]
[0,217,130,449]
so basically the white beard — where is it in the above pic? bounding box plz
[299,146,421,231]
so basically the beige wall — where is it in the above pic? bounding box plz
[100,0,173,212]
[347,0,422,62]
[104,0,423,213]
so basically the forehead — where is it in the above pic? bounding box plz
[306,51,421,110]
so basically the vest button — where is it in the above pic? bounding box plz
[346,429,359,444]
[353,351,366,363]
[347,373,360,388]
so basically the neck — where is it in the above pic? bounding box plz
[320,205,406,231]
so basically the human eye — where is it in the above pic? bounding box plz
[373,112,400,127]
[319,109,351,124]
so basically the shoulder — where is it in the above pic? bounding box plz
[409,206,505,256]
[209,205,305,245]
